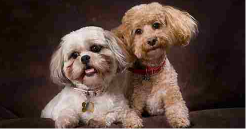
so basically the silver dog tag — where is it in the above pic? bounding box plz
[143,74,150,81]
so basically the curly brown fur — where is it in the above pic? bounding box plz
[112,2,198,128]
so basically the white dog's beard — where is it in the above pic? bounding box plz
[64,56,116,91]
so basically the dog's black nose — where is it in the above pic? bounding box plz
[147,37,157,46]
[81,55,90,64]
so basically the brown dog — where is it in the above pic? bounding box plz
[112,2,198,128]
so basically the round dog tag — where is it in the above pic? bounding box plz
[82,102,94,113]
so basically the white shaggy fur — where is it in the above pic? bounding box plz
[41,26,142,128]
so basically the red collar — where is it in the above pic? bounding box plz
[128,61,165,76]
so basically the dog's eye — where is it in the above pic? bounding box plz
[70,52,79,59]
[90,45,102,53]
[135,29,143,35]
[152,22,161,29]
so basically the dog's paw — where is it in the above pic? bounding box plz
[126,117,143,128]
[123,111,143,128]
[55,115,79,128]
[168,117,190,128]
[177,122,194,129]
[87,119,107,128]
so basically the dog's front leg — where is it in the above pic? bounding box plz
[119,109,143,128]
[87,116,108,128]
[163,85,190,128]
[131,88,146,116]
[55,108,80,128]
[131,79,152,117]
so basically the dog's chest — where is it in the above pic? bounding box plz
[132,73,167,112]
[78,94,120,122]
[132,74,162,93]
[145,87,166,115]
[145,77,166,114]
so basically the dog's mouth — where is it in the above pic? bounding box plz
[139,45,165,66]
[145,46,163,56]
[79,65,98,80]
[84,65,98,77]
[147,46,161,52]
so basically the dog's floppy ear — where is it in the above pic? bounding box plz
[111,25,125,43]
[112,25,129,47]
[161,5,198,46]
[104,30,134,71]
[111,25,135,60]
[50,43,69,86]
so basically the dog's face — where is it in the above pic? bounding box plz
[128,19,169,67]
[50,27,128,91]
[113,2,198,66]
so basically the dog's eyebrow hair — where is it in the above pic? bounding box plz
[85,39,98,43]
[86,38,102,43]
[85,39,107,47]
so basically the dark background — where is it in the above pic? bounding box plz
[0,0,244,118]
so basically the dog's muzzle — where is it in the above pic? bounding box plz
[81,55,91,64]
[147,37,158,46]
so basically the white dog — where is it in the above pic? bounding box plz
[41,26,143,128]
